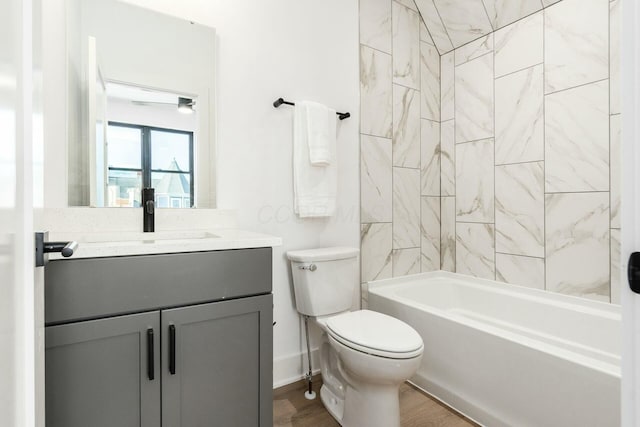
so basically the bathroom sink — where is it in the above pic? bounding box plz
[73,230,220,244]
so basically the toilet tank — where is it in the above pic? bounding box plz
[287,247,359,317]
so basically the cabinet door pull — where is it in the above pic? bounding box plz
[169,324,176,375]
[147,328,155,381]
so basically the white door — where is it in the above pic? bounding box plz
[0,0,45,426]
[622,0,640,425]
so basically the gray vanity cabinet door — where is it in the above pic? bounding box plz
[161,294,273,427]
[45,311,161,427]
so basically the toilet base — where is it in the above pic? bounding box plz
[320,384,344,425]
[320,379,402,427]
[341,383,401,427]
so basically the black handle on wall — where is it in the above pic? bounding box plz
[628,252,640,294]
[147,328,155,381]
[169,324,176,375]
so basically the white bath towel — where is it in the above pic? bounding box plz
[304,101,336,166]
[293,101,338,218]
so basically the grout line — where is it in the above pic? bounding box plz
[544,77,609,97]
[441,6,545,56]
[608,0,612,302]
[478,0,495,32]
[394,165,421,171]
[361,43,393,58]
[455,221,496,225]
[495,252,545,260]
[454,50,494,68]
[429,0,455,51]
[455,136,494,146]
[496,159,545,167]
[358,0,363,299]
[360,131,393,140]
[495,62,544,80]
[393,81,420,92]
[453,44,457,273]
[492,30,497,281]
[543,6,547,293]
[391,1,396,276]
[544,190,610,195]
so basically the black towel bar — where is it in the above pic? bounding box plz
[273,98,350,120]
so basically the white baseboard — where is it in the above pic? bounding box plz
[273,349,321,389]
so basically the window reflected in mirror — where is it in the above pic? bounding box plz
[101,83,197,208]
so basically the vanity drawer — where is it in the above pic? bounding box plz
[45,247,272,325]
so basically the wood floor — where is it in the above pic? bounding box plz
[273,376,477,427]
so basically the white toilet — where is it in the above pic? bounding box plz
[287,247,424,427]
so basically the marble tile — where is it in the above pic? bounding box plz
[414,0,454,53]
[421,42,441,121]
[541,0,561,6]
[361,282,369,309]
[611,228,620,304]
[544,0,608,93]
[496,253,545,289]
[361,223,393,282]
[610,115,621,228]
[456,222,495,280]
[361,46,393,138]
[495,162,544,257]
[441,51,455,121]
[610,0,620,115]
[455,34,493,66]
[456,138,494,222]
[545,80,609,192]
[482,0,543,30]
[455,53,494,143]
[396,0,418,11]
[393,85,421,168]
[393,248,421,276]
[360,0,392,53]
[393,167,421,248]
[494,12,543,78]
[441,196,456,271]
[421,120,440,196]
[495,64,544,164]
[421,196,441,271]
[393,2,421,89]
[440,120,455,196]
[433,0,493,47]
[545,192,610,301]
[361,135,392,223]
[420,17,434,44]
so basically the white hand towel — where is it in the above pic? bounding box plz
[303,101,336,166]
[293,102,337,218]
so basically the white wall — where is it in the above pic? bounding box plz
[81,0,360,386]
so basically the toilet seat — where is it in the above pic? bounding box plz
[326,310,423,359]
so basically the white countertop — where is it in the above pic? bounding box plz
[48,229,282,260]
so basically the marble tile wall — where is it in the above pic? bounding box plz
[414,0,570,54]
[438,0,621,303]
[360,0,441,307]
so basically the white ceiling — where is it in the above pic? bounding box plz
[414,0,562,54]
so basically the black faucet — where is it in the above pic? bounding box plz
[142,188,155,232]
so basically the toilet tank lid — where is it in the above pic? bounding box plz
[287,247,359,262]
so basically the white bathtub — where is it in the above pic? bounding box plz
[368,271,621,427]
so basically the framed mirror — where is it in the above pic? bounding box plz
[64,0,216,208]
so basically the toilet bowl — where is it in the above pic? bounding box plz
[287,247,424,427]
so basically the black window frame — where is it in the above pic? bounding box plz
[107,121,195,208]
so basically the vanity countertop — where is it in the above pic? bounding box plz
[48,229,282,260]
